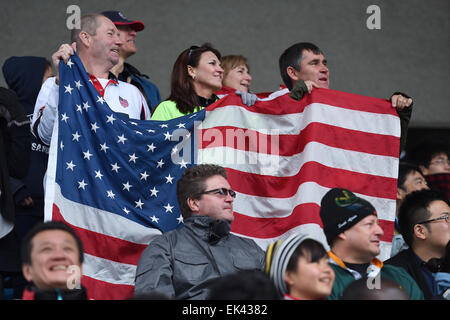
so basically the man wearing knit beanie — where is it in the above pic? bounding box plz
[319,188,424,300]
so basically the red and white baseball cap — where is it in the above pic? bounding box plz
[101,11,145,32]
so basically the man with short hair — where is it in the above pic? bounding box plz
[385,189,450,299]
[279,42,413,151]
[32,14,151,147]
[101,10,161,113]
[410,141,450,200]
[134,164,265,300]
[391,163,430,257]
[21,221,86,299]
[319,187,424,299]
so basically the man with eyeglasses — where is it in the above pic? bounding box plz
[134,164,265,299]
[391,163,430,257]
[386,189,450,299]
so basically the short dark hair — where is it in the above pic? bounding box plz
[176,164,228,219]
[21,221,84,265]
[285,239,328,292]
[70,14,102,46]
[168,43,222,114]
[279,42,323,90]
[397,162,424,191]
[409,140,450,169]
[207,270,281,300]
[398,189,448,247]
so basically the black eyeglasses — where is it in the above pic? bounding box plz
[416,214,449,225]
[195,188,236,198]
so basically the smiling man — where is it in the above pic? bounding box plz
[31,14,151,147]
[102,11,161,113]
[279,42,414,152]
[134,164,265,300]
[21,221,86,300]
[319,188,424,299]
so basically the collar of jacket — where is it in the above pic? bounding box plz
[185,216,231,243]
[22,285,88,300]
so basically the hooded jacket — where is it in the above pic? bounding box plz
[3,56,49,218]
[134,215,265,300]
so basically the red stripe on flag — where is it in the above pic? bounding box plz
[207,89,398,116]
[81,275,134,300]
[225,162,397,200]
[52,204,147,265]
[231,204,394,243]
[200,122,399,157]
[231,203,322,238]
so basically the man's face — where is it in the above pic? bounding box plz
[293,50,329,88]
[117,25,137,59]
[422,200,450,257]
[196,175,235,221]
[90,16,123,69]
[398,170,429,201]
[422,153,450,175]
[341,215,384,263]
[22,230,82,290]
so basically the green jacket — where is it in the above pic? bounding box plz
[329,263,424,300]
[151,100,202,121]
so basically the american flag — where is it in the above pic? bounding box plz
[198,87,400,261]
[45,53,204,299]
[45,53,400,300]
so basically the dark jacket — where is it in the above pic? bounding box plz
[385,247,435,299]
[3,56,49,219]
[0,87,30,272]
[134,216,265,300]
[22,285,88,300]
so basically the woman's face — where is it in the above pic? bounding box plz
[285,255,335,300]
[223,64,252,92]
[189,51,224,96]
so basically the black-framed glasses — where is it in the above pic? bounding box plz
[416,214,449,225]
[195,188,236,198]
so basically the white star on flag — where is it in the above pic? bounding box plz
[64,84,73,94]
[164,203,174,213]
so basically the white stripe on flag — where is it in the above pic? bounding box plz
[53,183,162,244]
[83,253,136,286]
[198,141,398,178]
[202,103,399,136]
[234,182,396,222]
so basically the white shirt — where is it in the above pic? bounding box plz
[31,75,151,146]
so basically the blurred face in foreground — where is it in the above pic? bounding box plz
[22,230,82,289]
[285,252,335,300]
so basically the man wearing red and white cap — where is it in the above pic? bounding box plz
[31,14,152,147]
[102,11,161,113]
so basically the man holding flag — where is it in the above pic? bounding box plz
[32,13,151,147]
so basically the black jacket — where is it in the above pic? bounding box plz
[385,248,434,299]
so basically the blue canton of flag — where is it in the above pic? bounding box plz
[56,53,205,233]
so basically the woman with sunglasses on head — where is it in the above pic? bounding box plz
[151,43,224,121]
